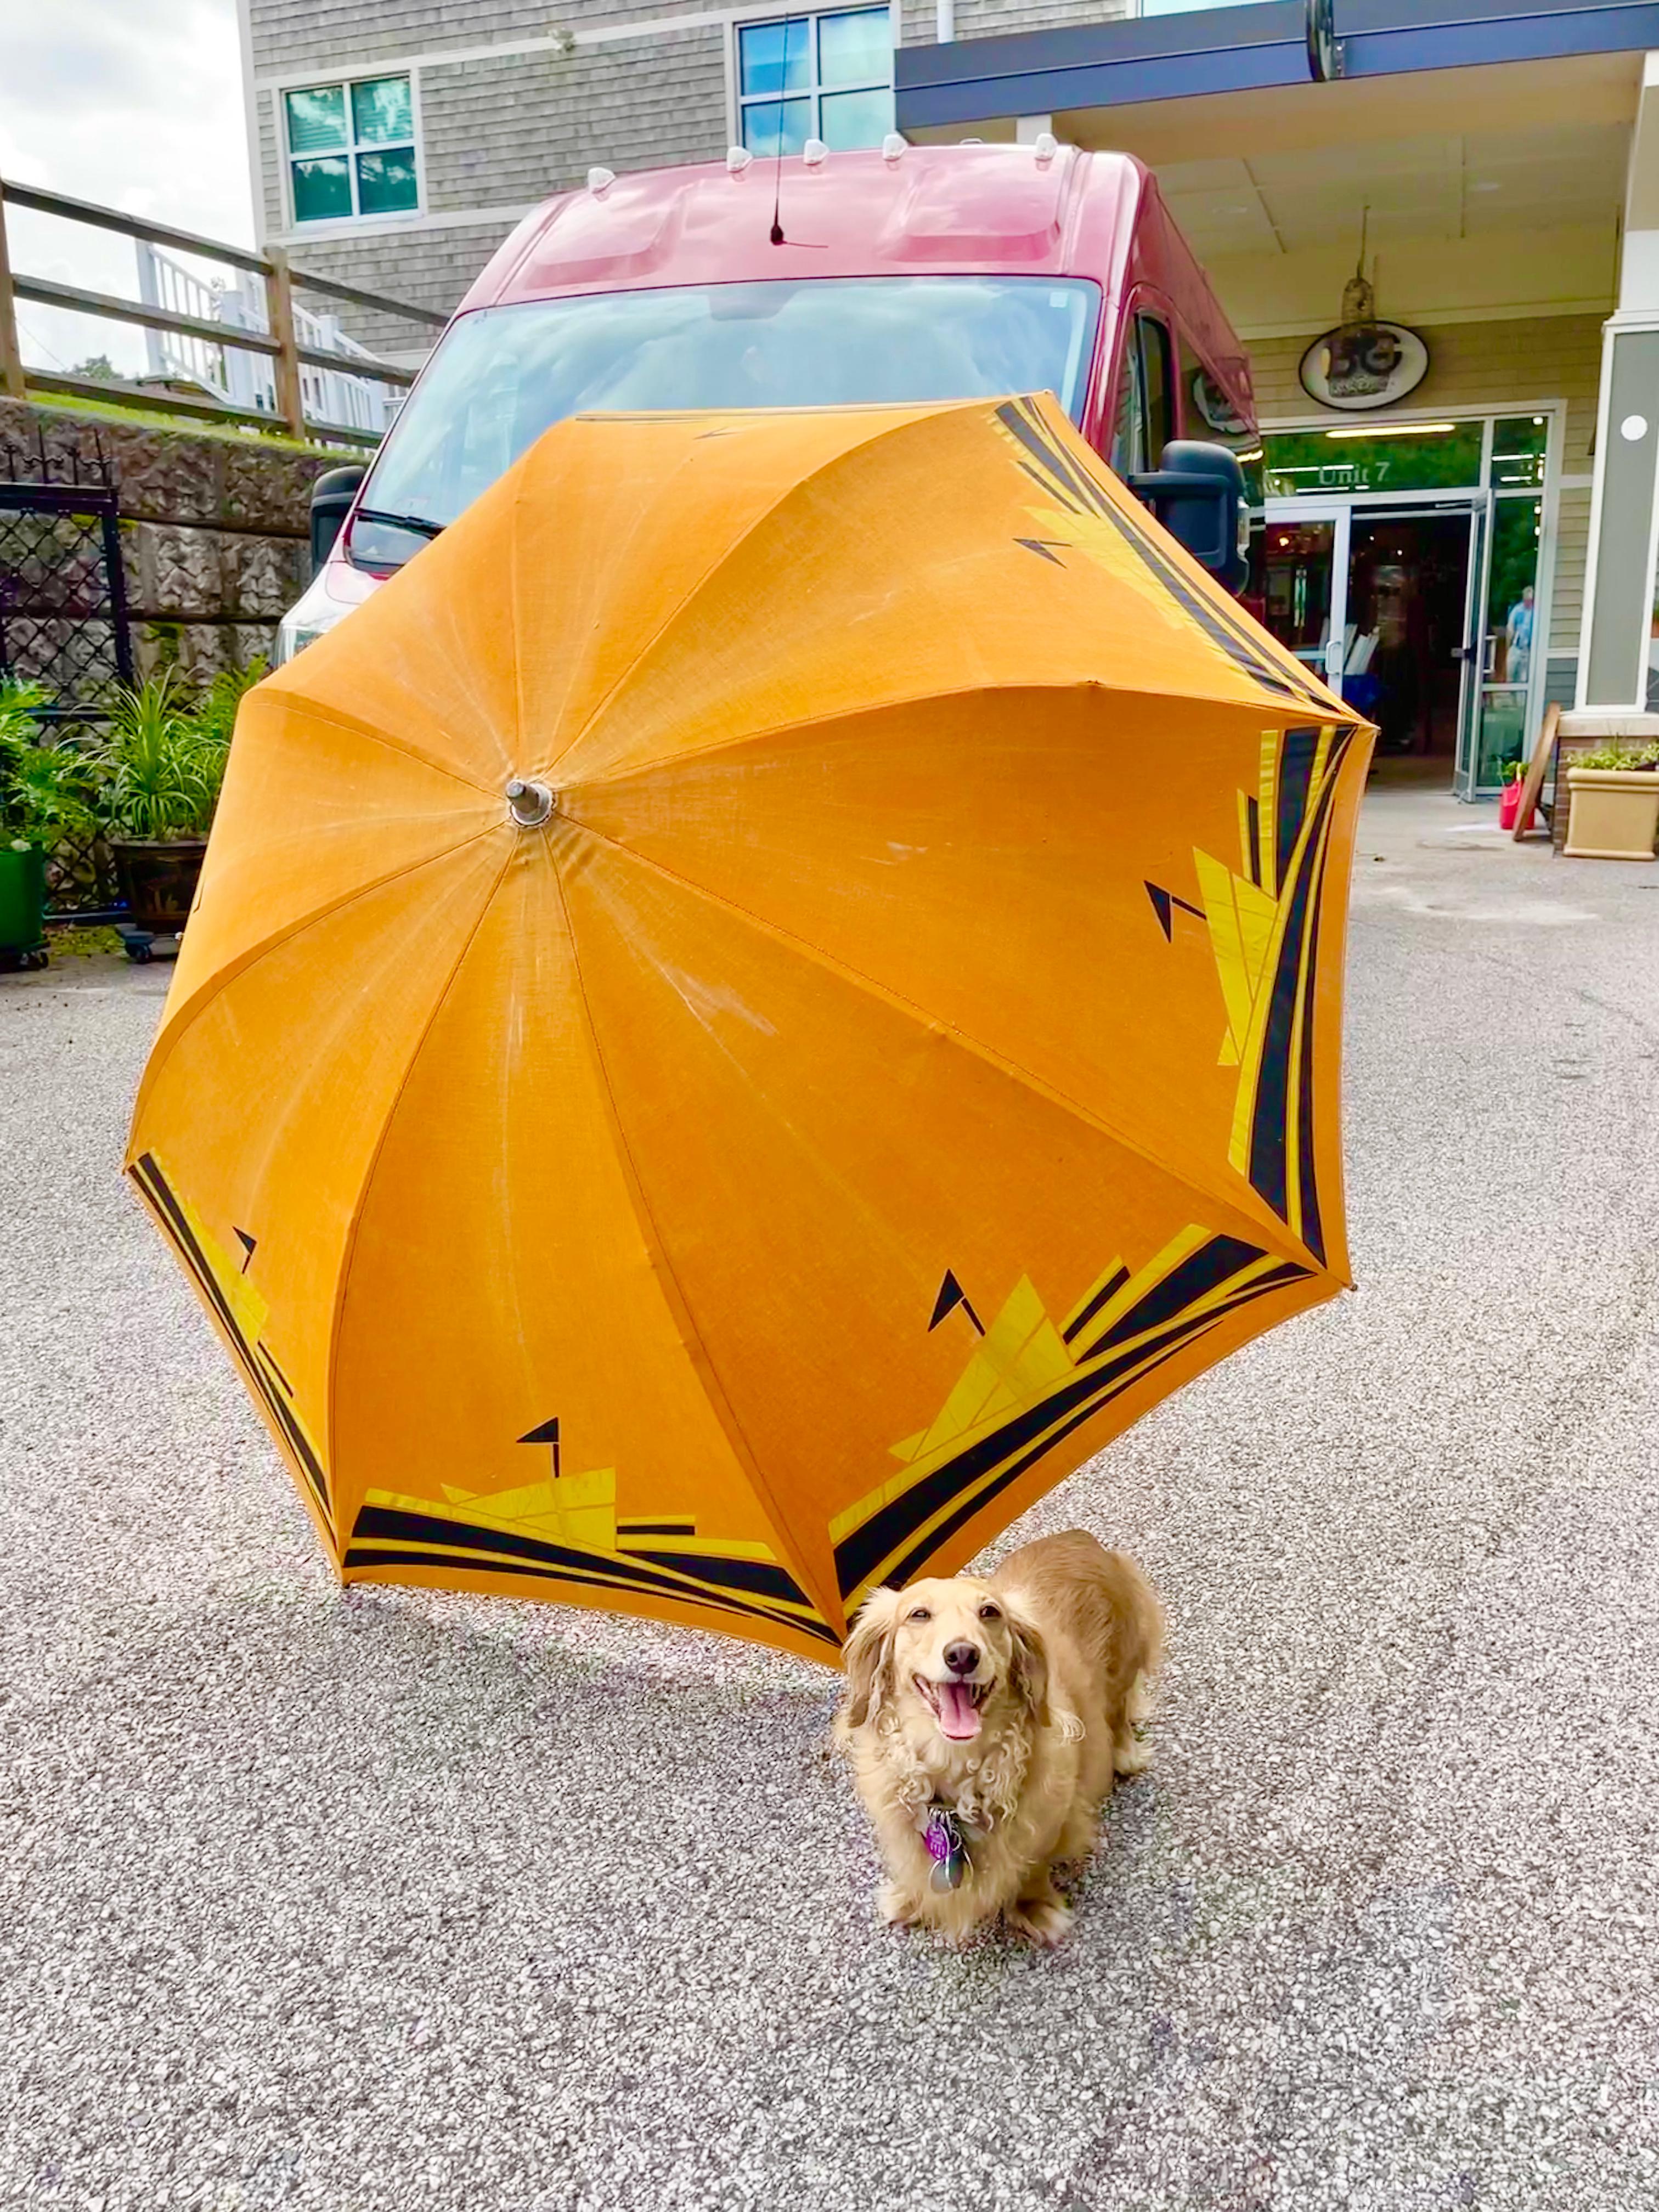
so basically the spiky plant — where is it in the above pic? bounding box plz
[98,670,224,841]
[193,656,267,754]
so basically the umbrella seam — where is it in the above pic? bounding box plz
[562,686,1317,794]
[259,695,498,798]
[322,838,521,1528]
[127,826,506,1148]
[543,842,852,1641]
[537,403,980,787]
[560,819,1324,1278]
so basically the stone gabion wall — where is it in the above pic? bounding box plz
[0,398,339,684]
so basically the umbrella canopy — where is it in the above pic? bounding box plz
[127,393,1371,1663]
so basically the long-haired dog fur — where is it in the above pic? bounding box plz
[834,1529,1164,1945]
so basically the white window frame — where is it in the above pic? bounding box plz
[730,5,894,155]
[282,68,425,230]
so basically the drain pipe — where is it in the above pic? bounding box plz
[936,0,953,41]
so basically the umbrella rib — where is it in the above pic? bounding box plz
[566,683,1307,793]
[565,821,1322,1277]
[542,847,852,1639]
[539,405,964,782]
[322,839,521,1512]
[261,696,498,797]
[129,826,505,1143]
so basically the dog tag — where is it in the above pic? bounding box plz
[924,1806,968,1892]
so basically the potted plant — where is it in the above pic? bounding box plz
[93,662,263,934]
[1497,756,1533,834]
[1562,739,1659,862]
[0,679,102,970]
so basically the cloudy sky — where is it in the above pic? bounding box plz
[1,0,253,376]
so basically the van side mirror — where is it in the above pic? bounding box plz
[1127,440,1248,594]
[309,464,368,575]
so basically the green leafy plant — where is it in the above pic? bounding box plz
[1572,740,1659,772]
[0,676,50,794]
[94,670,228,841]
[0,679,102,853]
[9,740,103,850]
[193,657,268,753]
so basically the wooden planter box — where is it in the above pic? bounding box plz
[1549,713,1659,850]
[1564,768,1659,860]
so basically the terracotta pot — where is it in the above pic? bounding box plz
[1563,769,1659,861]
[112,838,208,932]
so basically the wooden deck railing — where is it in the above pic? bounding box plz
[0,178,448,449]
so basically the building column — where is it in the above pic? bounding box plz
[1579,53,1659,708]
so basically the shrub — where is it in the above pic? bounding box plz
[0,679,103,854]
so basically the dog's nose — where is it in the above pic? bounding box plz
[943,1640,980,1677]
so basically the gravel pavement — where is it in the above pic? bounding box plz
[3,786,1658,2211]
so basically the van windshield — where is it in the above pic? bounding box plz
[351,275,1101,568]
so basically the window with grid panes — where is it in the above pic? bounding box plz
[738,9,894,157]
[285,76,418,223]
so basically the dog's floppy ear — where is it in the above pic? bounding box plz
[840,1585,901,1728]
[1005,1600,1052,1731]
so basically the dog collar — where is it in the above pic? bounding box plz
[923,1803,973,1892]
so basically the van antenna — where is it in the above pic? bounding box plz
[768,7,794,241]
[762,13,826,249]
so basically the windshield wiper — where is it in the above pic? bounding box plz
[353,506,444,539]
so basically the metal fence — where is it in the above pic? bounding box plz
[0,431,132,720]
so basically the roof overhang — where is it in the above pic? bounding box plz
[895,0,1659,132]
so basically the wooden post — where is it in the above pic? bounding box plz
[0,184,29,401]
[264,245,306,441]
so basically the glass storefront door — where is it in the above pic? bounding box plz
[1257,494,1526,793]
[1345,505,1479,766]
[1457,488,1542,794]
[1256,414,1550,795]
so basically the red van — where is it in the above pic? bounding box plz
[277,140,1256,659]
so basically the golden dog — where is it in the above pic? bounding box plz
[834,1529,1164,1944]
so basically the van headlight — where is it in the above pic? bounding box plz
[272,561,377,665]
[274,612,338,665]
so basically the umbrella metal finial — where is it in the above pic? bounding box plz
[505,778,556,827]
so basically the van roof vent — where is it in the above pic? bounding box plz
[882,133,906,163]
[587,166,616,194]
[803,138,827,167]
[1032,132,1058,165]
[726,145,753,174]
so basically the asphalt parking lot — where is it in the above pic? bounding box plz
[3,785,1658,2211]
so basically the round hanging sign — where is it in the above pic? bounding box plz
[1299,321,1430,411]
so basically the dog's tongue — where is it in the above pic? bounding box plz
[935,1680,981,1740]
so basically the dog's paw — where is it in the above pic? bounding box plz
[1113,1731,1154,1776]
[1007,1895,1073,1947]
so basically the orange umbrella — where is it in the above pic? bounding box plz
[127,393,1371,1664]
